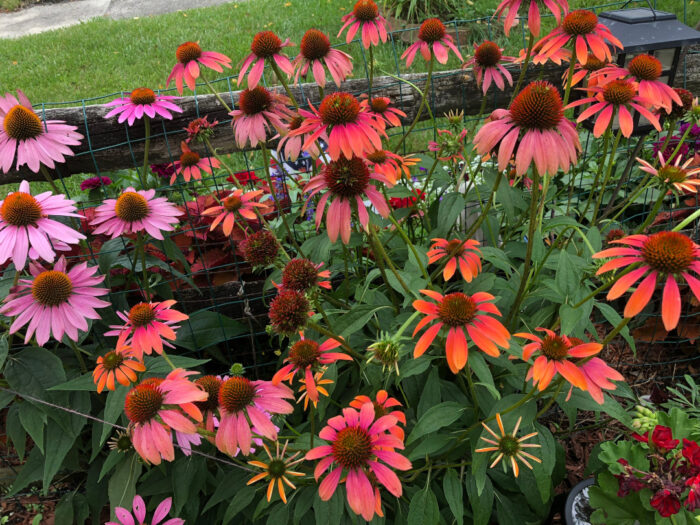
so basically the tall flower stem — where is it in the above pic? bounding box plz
[306,320,362,360]
[634,189,667,234]
[591,129,624,223]
[368,45,375,100]
[464,171,504,239]
[506,167,541,328]
[142,116,151,182]
[395,57,434,151]
[562,53,577,108]
[269,61,299,109]
[367,229,401,310]
[535,379,564,418]
[138,232,151,300]
[658,118,677,160]
[581,116,614,219]
[667,123,693,163]
[161,349,177,370]
[601,316,631,345]
[68,340,88,374]
[368,227,416,299]
[464,365,479,417]
[199,70,232,113]
[39,165,61,194]
[386,214,430,283]
[510,33,535,105]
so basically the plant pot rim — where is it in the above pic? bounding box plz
[565,477,595,525]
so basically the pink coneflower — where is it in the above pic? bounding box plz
[474,80,580,175]
[272,333,351,403]
[184,115,218,143]
[595,54,682,113]
[364,149,419,184]
[238,31,294,89]
[636,152,700,194]
[80,176,112,191]
[412,289,511,374]
[107,494,184,525]
[230,86,293,148]
[167,41,232,94]
[349,390,406,441]
[0,180,85,270]
[201,188,266,236]
[215,376,294,456]
[359,96,406,131]
[0,256,109,346]
[104,88,182,126]
[534,10,621,66]
[293,29,353,88]
[463,41,516,94]
[93,344,145,393]
[90,187,182,240]
[593,231,700,331]
[401,18,463,67]
[494,0,569,36]
[567,78,661,138]
[427,238,482,282]
[579,357,624,404]
[124,371,207,465]
[281,258,332,291]
[291,92,385,160]
[0,90,82,173]
[277,114,320,161]
[517,40,571,66]
[170,141,221,184]
[105,300,189,360]
[306,402,411,521]
[338,0,389,48]
[304,155,392,243]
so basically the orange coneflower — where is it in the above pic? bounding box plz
[247,441,304,503]
[93,345,145,393]
[475,413,541,477]
[297,368,334,410]
[427,238,482,282]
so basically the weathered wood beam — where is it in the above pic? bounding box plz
[3,48,698,184]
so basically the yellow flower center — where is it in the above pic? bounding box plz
[4,105,43,140]
[114,192,150,223]
[32,270,73,306]
[1,192,42,227]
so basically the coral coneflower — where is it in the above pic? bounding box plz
[107,495,184,525]
[167,41,232,94]
[269,289,310,336]
[567,78,661,138]
[293,29,353,88]
[201,188,266,236]
[304,155,392,243]
[596,54,682,113]
[243,229,279,266]
[578,357,624,404]
[216,377,294,456]
[535,10,621,66]
[412,289,511,373]
[291,92,385,161]
[0,90,83,173]
[494,0,568,36]
[105,300,189,360]
[0,180,85,270]
[124,370,207,464]
[475,413,541,477]
[0,257,109,346]
[281,258,332,291]
[593,231,700,331]
[104,88,182,126]
[427,238,482,282]
[170,141,221,185]
[93,345,145,393]
[247,441,304,503]
[463,41,516,94]
[272,333,351,403]
[517,40,571,66]
[238,31,294,89]
[514,328,603,392]
[364,149,419,184]
[338,0,389,48]
[277,114,320,161]
[349,390,406,441]
[636,152,700,194]
[474,80,580,175]
[306,402,412,521]
[359,96,406,132]
[91,187,183,239]
[230,86,293,148]
[401,18,463,67]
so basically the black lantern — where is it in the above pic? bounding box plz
[592,6,700,134]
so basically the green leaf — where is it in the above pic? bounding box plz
[314,488,344,524]
[301,234,332,263]
[468,353,499,401]
[18,402,46,454]
[337,305,391,339]
[443,469,464,525]
[108,455,142,514]
[466,473,494,525]
[416,367,441,419]
[8,447,43,495]
[223,485,256,524]
[407,488,439,525]
[4,347,66,398]
[6,405,26,461]
[267,504,289,525]
[0,335,8,371]
[175,310,246,351]
[434,193,465,238]
[98,450,124,483]
[144,355,210,375]
[595,302,635,353]
[407,402,465,445]
[555,251,578,298]
[99,237,128,276]
[292,486,315,525]
[99,387,128,447]
[43,419,78,494]
[49,372,96,391]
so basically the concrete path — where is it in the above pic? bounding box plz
[0,0,238,39]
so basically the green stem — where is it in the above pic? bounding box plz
[142,116,151,182]
[306,320,363,360]
[510,33,535,105]
[581,117,614,219]
[464,170,504,240]
[562,52,577,108]
[395,311,420,339]
[395,57,434,151]
[269,60,299,109]
[368,227,415,298]
[161,350,177,371]
[200,70,232,113]
[535,379,564,418]
[368,45,375,100]
[591,129,624,224]
[673,206,700,232]
[658,118,677,159]
[667,124,692,163]
[39,165,61,194]
[601,317,631,346]
[69,340,88,374]
[634,189,666,234]
[606,178,653,224]
[386,214,430,283]
[139,232,151,300]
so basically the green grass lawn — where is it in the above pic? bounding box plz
[0,0,696,104]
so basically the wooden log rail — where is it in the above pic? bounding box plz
[3,47,699,184]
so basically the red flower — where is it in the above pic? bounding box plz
[686,474,700,511]
[227,171,259,185]
[632,425,679,452]
[683,438,700,467]
[650,489,681,517]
